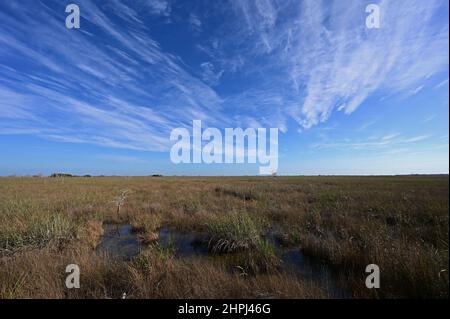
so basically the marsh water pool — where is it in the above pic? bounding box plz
[158,225,209,256]
[96,223,347,297]
[96,224,141,259]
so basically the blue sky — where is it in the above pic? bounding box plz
[0,0,448,176]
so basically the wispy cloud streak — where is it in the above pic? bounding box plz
[0,0,448,154]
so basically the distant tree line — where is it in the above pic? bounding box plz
[49,173,91,178]
[47,173,163,177]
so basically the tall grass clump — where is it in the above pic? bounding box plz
[251,239,280,273]
[207,212,261,253]
[0,213,75,254]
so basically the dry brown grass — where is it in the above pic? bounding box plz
[0,175,448,298]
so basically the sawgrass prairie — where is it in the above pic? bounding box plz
[0,175,448,298]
